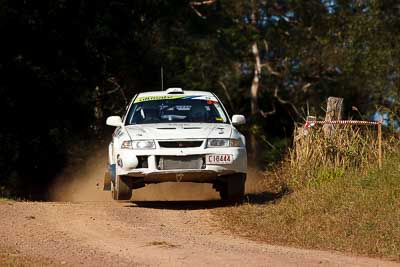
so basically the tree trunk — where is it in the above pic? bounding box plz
[323,97,344,136]
[94,86,104,134]
[250,41,261,115]
[249,41,262,162]
[249,2,262,164]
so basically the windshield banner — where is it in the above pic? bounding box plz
[134,95,218,103]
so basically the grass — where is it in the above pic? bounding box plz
[213,126,400,261]
[290,125,384,188]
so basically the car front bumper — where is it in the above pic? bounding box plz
[115,147,247,183]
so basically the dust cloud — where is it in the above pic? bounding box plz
[48,145,266,202]
[48,148,110,202]
[133,183,219,201]
[245,167,268,194]
[132,167,265,201]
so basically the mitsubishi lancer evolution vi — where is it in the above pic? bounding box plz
[104,87,247,202]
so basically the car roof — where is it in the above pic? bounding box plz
[137,90,214,97]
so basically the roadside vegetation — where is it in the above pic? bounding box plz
[214,127,400,261]
[1,1,400,199]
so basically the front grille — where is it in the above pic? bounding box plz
[157,156,205,170]
[137,156,148,168]
[158,140,203,148]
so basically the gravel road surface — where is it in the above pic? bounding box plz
[0,199,397,267]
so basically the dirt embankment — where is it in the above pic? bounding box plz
[0,151,397,266]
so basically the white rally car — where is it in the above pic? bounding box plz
[104,88,247,201]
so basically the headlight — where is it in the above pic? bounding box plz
[229,139,241,147]
[207,138,241,148]
[121,140,156,149]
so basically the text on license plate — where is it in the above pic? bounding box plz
[206,154,233,164]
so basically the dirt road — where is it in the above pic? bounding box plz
[0,151,397,266]
[0,197,398,267]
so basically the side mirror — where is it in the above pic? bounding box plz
[106,116,123,127]
[232,115,246,126]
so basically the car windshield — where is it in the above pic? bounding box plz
[126,96,229,125]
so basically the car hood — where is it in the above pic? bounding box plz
[125,123,233,140]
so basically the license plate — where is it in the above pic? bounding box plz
[206,154,233,165]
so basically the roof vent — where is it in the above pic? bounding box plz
[166,88,184,94]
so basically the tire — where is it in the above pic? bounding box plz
[219,173,246,203]
[111,175,132,200]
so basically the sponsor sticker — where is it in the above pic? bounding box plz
[134,95,182,103]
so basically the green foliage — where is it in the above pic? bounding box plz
[308,167,346,188]
[0,0,399,197]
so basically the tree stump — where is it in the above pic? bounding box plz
[323,97,344,136]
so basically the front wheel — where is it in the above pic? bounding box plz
[111,175,132,200]
[218,173,246,203]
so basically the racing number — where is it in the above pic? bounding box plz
[207,154,232,164]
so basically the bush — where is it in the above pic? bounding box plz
[289,125,398,188]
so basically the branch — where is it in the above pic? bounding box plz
[301,83,312,92]
[260,103,276,118]
[260,62,281,77]
[218,81,235,112]
[260,40,281,77]
[107,77,128,105]
[273,87,303,119]
[189,0,216,19]
[189,5,206,18]
[103,87,120,96]
[263,39,269,53]
[190,0,216,6]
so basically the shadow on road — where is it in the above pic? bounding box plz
[127,189,288,210]
[127,200,226,210]
[243,189,289,205]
